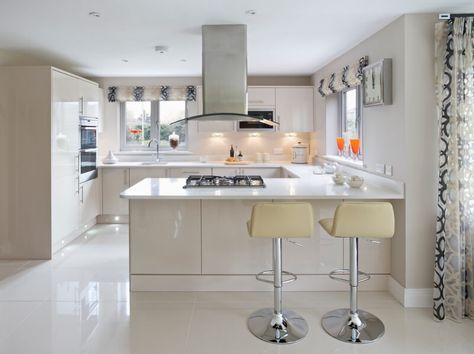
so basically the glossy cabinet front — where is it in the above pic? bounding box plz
[51,70,81,249]
[130,199,201,274]
[102,168,130,215]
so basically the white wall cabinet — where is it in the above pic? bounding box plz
[276,87,314,132]
[248,87,275,106]
[79,80,100,118]
[102,168,130,215]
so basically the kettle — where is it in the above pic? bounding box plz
[291,142,308,164]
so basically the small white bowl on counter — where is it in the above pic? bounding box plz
[332,173,345,185]
[347,175,364,188]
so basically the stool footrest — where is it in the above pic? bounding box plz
[328,269,371,283]
[256,270,297,284]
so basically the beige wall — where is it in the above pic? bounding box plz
[94,77,312,161]
[311,14,438,289]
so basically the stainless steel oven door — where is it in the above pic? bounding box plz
[79,148,97,183]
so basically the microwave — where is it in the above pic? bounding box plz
[238,108,277,131]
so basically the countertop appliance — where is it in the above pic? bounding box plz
[291,142,309,164]
[79,116,98,183]
[238,108,276,131]
[184,175,265,188]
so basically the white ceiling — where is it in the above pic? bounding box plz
[0,0,473,77]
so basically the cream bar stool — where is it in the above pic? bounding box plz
[319,202,394,344]
[247,202,313,344]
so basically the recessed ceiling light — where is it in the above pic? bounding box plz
[155,45,168,54]
[245,10,256,15]
[180,59,187,62]
[121,59,129,63]
[88,11,101,18]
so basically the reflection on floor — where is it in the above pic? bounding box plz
[0,224,473,354]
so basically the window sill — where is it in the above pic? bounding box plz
[321,155,365,168]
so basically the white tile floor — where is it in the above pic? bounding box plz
[0,224,473,354]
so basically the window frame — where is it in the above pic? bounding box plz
[338,86,363,155]
[120,100,188,151]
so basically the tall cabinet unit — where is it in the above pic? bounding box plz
[0,66,101,259]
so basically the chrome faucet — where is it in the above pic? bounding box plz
[147,138,161,162]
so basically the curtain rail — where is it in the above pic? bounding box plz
[439,13,474,20]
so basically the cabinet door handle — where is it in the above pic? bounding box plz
[80,186,84,203]
[75,176,80,194]
[75,154,80,173]
[183,171,199,174]
[124,169,129,185]
[79,96,84,114]
[248,100,264,104]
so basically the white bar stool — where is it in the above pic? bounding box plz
[247,202,313,344]
[319,202,395,344]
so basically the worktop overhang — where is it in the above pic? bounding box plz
[120,176,404,200]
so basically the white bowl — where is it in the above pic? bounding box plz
[332,174,345,185]
[347,176,364,188]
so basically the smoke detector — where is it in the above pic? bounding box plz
[155,46,169,54]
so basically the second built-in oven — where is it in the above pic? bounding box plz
[79,117,98,183]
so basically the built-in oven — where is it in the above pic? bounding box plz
[79,117,98,183]
[238,108,277,131]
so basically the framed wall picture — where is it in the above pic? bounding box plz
[362,58,392,107]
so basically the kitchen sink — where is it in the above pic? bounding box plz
[140,161,168,165]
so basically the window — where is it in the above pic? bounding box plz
[340,87,361,140]
[121,101,187,150]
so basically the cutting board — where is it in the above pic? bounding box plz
[224,160,250,165]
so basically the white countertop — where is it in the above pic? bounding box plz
[99,161,284,169]
[120,162,404,200]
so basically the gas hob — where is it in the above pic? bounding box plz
[183,175,265,188]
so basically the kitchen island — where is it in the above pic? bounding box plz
[121,165,404,291]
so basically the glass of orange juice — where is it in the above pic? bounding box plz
[350,139,360,160]
[336,137,344,156]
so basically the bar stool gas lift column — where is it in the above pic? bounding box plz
[247,202,314,344]
[319,202,395,344]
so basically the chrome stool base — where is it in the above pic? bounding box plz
[248,308,309,344]
[321,308,385,344]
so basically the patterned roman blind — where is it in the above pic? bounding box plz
[317,56,368,97]
[107,85,196,102]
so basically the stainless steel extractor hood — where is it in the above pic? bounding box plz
[170,24,277,127]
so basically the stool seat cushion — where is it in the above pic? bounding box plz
[318,202,395,238]
[248,202,313,238]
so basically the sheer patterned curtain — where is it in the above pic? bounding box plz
[434,17,474,321]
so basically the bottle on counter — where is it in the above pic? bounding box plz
[238,150,243,161]
[230,145,235,158]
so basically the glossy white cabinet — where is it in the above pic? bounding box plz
[130,200,201,274]
[212,167,281,177]
[248,87,276,106]
[276,87,314,132]
[79,80,100,118]
[51,70,81,249]
[168,167,212,178]
[212,167,241,176]
[130,167,167,185]
[242,168,281,178]
[201,200,343,275]
[79,178,100,226]
[102,168,130,215]
[202,200,273,274]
